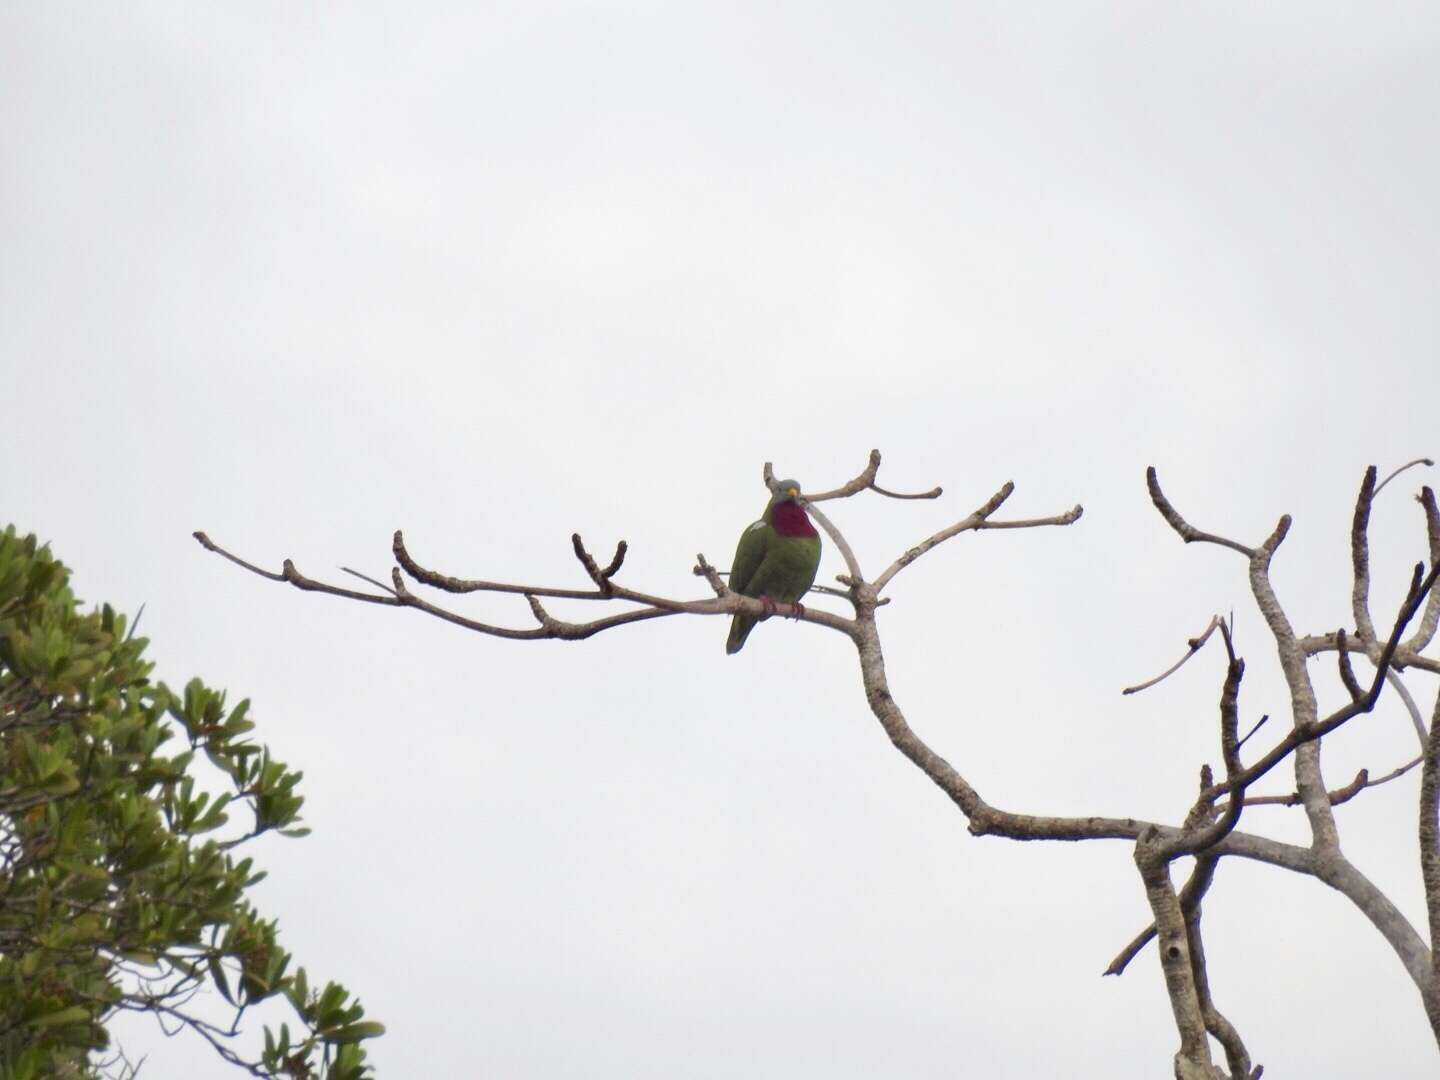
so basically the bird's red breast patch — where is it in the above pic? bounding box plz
[771,501,819,538]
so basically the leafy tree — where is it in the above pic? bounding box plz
[0,526,382,1079]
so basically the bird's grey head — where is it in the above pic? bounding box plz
[770,479,803,503]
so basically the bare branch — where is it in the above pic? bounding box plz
[200,526,859,645]
[1160,622,1247,860]
[1300,630,1440,675]
[1374,457,1434,496]
[1386,667,1429,751]
[1105,855,1218,978]
[1146,468,1255,557]
[1242,755,1423,808]
[692,554,728,597]
[1221,561,1440,803]
[871,481,944,500]
[192,532,291,585]
[571,533,627,595]
[393,530,607,600]
[382,570,674,640]
[1122,614,1222,696]
[978,507,1084,530]
[1133,833,1216,1075]
[1404,485,1440,655]
[1351,465,1379,643]
[1420,686,1440,1017]
[801,499,866,586]
[1163,849,1262,1078]
[870,482,1077,595]
[282,558,407,605]
[1336,627,1364,703]
[767,449,943,503]
[340,566,399,597]
[1236,714,1268,751]
[1245,495,1334,850]
[1185,882,1259,1080]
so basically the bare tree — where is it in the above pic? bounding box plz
[196,451,1440,1078]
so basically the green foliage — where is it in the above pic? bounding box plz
[0,527,381,1078]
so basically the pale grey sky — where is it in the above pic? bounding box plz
[4,3,1440,1076]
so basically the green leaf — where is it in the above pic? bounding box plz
[327,1020,387,1044]
[208,954,235,1007]
[28,1004,91,1029]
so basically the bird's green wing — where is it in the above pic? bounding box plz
[728,521,770,596]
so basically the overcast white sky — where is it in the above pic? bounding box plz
[4,3,1440,1076]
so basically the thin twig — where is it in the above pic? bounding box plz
[1122,615,1222,695]
[1373,457,1434,497]
[692,554,728,597]
[1242,755,1423,807]
[801,500,866,586]
[1236,715,1269,751]
[1385,667,1429,751]
[340,566,399,597]
[871,481,943,500]
[193,532,288,583]
[977,509,1083,530]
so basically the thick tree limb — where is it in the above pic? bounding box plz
[1133,834,1218,1076]
[1182,861,1259,1080]
[1105,855,1219,977]
[1420,685,1440,1043]
[1246,507,1339,850]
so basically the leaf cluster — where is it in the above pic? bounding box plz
[0,527,381,1079]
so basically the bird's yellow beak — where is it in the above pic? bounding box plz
[786,487,799,498]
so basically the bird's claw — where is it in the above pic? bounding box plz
[757,597,804,620]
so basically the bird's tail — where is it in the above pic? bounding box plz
[726,613,756,655]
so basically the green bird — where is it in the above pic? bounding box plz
[725,479,822,654]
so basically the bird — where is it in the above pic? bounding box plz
[725,479,822,654]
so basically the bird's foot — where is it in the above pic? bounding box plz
[787,601,806,621]
[758,595,778,619]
